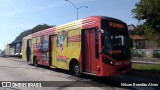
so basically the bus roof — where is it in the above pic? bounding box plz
[83,16,125,24]
[23,16,126,39]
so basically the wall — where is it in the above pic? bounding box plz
[134,49,153,57]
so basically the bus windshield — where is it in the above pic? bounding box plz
[101,29,130,60]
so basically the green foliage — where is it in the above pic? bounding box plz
[134,24,155,40]
[130,48,137,57]
[152,52,159,58]
[133,24,145,35]
[13,30,32,42]
[130,48,143,57]
[152,51,160,58]
[132,0,160,30]
[31,24,53,33]
[12,24,53,43]
[132,0,160,45]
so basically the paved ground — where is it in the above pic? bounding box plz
[132,60,160,64]
[0,57,159,90]
[132,57,160,62]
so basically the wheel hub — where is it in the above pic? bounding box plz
[74,65,79,73]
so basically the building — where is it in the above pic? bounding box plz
[128,24,158,57]
[5,41,22,57]
[5,44,10,57]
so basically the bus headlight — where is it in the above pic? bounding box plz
[102,57,114,65]
[110,61,113,64]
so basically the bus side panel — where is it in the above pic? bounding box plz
[53,24,82,70]
[51,35,57,67]
[22,39,27,61]
[32,36,43,65]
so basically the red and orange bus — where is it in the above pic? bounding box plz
[22,16,132,76]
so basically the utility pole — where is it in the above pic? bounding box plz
[65,0,88,20]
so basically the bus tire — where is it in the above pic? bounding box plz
[70,61,80,77]
[33,57,38,67]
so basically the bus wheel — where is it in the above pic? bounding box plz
[33,57,38,67]
[71,62,80,76]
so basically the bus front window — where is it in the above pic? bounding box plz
[102,29,130,60]
[111,35,124,46]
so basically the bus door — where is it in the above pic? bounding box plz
[49,35,57,67]
[40,35,50,66]
[83,28,97,74]
[26,39,32,62]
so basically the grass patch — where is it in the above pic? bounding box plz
[132,63,160,71]
[131,63,160,80]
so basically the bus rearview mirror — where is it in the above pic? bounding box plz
[98,29,104,33]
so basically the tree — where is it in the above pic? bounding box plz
[31,24,53,33]
[132,0,160,31]
[133,24,145,35]
[132,0,160,45]
[12,24,53,43]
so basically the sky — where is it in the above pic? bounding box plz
[0,0,139,50]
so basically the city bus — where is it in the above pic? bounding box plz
[22,16,132,76]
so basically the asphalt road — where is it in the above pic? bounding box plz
[0,57,159,90]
